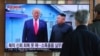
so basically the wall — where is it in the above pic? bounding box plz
[89,0,94,24]
[5,0,27,3]
[0,0,4,56]
[96,0,100,4]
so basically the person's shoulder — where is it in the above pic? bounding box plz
[66,30,76,36]
[53,24,58,28]
[86,30,100,40]
[88,31,98,37]
[64,23,73,30]
[88,23,94,27]
[25,19,33,22]
[88,22,99,27]
[88,23,94,31]
[51,24,57,30]
[64,30,76,41]
[39,19,46,23]
[65,23,72,27]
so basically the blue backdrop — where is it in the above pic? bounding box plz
[5,4,60,47]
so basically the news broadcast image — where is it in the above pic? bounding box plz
[5,4,89,52]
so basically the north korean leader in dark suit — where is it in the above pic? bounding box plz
[50,13,73,42]
[22,8,48,42]
[60,10,100,56]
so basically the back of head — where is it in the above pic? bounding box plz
[95,3,100,14]
[75,10,89,25]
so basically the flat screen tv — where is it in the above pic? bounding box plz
[5,4,89,52]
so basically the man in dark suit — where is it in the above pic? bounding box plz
[50,13,73,42]
[60,10,100,56]
[22,8,48,42]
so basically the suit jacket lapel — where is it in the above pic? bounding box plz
[37,20,41,35]
[31,19,35,35]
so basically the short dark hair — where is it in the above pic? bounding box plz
[59,13,66,17]
[95,3,100,14]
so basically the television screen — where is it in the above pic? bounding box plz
[5,4,89,52]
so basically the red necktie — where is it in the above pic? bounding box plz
[34,20,38,35]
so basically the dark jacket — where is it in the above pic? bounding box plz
[88,19,100,37]
[60,25,100,56]
[22,19,48,42]
[50,23,73,42]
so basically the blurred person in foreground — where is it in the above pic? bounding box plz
[60,10,100,56]
[88,4,100,37]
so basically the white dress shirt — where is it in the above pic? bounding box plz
[33,18,39,30]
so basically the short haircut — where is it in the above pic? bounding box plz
[59,13,66,17]
[32,8,41,14]
[95,3,100,14]
[75,10,89,25]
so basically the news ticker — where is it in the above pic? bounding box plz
[7,42,63,48]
